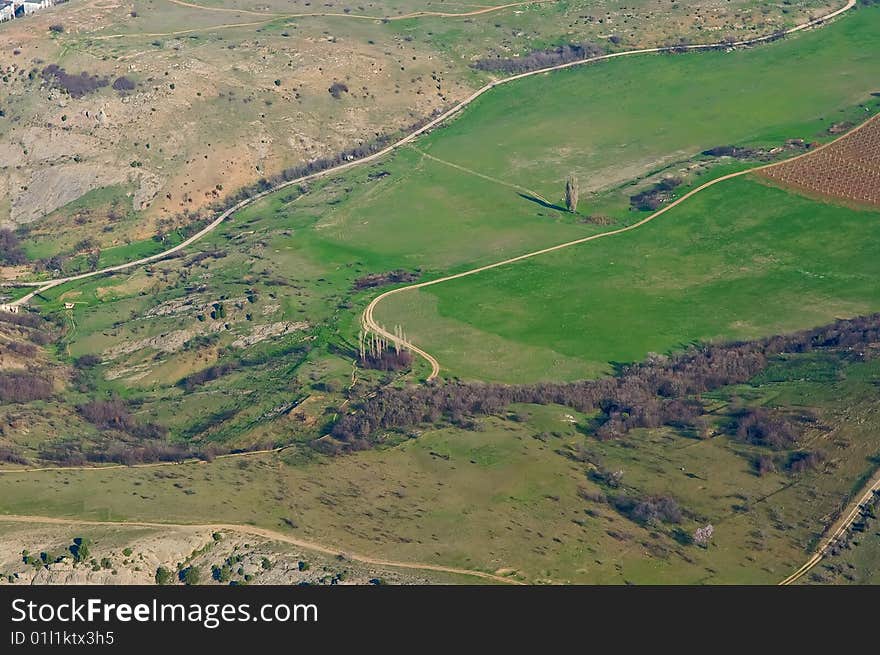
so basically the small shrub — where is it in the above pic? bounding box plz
[328,82,349,99]
[112,76,136,92]
[155,566,172,585]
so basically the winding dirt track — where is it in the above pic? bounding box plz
[3,0,855,306]
[0,514,524,584]
[165,0,557,20]
[89,0,561,39]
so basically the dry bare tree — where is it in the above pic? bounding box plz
[565,174,579,213]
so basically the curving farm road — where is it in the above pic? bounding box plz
[3,0,855,308]
[164,0,559,20]
[0,514,524,584]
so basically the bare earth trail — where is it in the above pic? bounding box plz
[88,0,562,39]
[778,466,880,585]
[411,145,553,204]
[0,514,524,584]
[164,0,557,19]
[2,0,855,304]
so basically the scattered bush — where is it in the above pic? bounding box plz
[473,42,605,74]
[630,177,683,211]
[754,454,776,476]
[731,407,801,450]
[180,566,201,585]
[73,354,101,369]
[0,372,53,403]
[328,82,349,99]
[0,229,27,265]
[69,537,90,563]
[77,398,136,431]
[611,494,682,525]
[0,446,28,465]
[2,341,37,358]
[111,76,136,92]
[178,362,239,391]
[155,567,172,585]
[40,64,109,98]
[0,310,43,329]
[703,145,758,159]
[787,450,825,474]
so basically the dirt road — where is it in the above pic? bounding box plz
[779,467,880,585]
[90,0,561,40]
[0,514,523,584]
[2,0,856,307]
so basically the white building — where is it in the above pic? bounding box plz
[0,304,20,314]
[22,0,53,15]
[0,3,16,22]
[0,0,55,22]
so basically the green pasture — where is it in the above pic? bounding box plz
[376,177,880,381]
[2,352,878,584]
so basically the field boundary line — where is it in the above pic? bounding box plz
[2,0,856,304]
[0,514,524,584]
[410,145,553,204]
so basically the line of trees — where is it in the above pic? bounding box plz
[473,42,606,75]
[353,269,420,290]
[214,111,446,215]
[330,313,880,451]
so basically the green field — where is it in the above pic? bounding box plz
[376,176,880,381]
[14,8,879,441]
[252,7,880,275]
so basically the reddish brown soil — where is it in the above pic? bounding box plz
[759,115,880,207]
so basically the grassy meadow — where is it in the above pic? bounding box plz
[376,176,880,381]
[2,351,879,583]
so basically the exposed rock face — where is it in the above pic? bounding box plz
[10,162,127,225]
[0,522,433,586]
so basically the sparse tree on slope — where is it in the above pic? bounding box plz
[565,174,579,213]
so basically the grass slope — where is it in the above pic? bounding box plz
[2,350,878,584]
[377,176,880,381]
